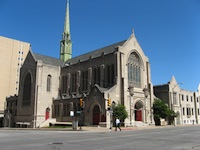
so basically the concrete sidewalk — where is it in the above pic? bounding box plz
[1,124,198,132]
[80,125,152,132]
[81,124,198,132]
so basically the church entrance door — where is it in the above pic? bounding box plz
[93,105,100,125]
[134,101,143,121]
[135,110,142,121]
[45,108,50,120]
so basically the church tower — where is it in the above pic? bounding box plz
[60,0,72,62]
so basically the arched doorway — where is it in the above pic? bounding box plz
[93,105,100,125]
[134,101,143,121]
[45,107,50,120]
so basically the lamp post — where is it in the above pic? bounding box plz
[128,84,134,126]
[63,63,79,130]
[143,88,149,124]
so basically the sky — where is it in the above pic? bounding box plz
[0,0,200,91]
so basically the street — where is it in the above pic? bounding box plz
[0,126,200,150]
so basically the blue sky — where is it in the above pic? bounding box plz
[0,0,200,91]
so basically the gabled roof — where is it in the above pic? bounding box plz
[34,53,63,67]
[94,84,108,93]
[65,40,126,65]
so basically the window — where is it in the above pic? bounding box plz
[173,92,177,105]
[93,67,100,86]
[105,64,115,88]
[191,96,193,102]
[47,75,51,92]
[128,52,141,88]
[22,73,31,106]
[186,95,189,101]
[182,94,184,101]
[81,70,88,91]
[62,76,67,94]
[71,73,77,92]
[183,107,185,115]
[186,107,191,116]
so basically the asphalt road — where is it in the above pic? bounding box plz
[0,126,200,150]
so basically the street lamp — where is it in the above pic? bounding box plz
[143,88,149,123]
[128,84,134,126]
[63,63,79,130]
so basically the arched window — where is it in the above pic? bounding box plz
[47,75,51,92]
[22,73,31,105]
[128,52,141,88]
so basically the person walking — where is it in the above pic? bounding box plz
[115,118,121,131]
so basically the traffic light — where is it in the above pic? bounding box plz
[80,98,83,107]
[80,98,84,108]
[107,98,111,107]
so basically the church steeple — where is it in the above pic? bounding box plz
[60,0,72,62]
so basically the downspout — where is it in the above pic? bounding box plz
[34,85,38,128]
[194,92,198,124]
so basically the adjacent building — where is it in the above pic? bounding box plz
[0,36,30,126]
[154,76,200,125]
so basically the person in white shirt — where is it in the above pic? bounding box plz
[115,118,121,131]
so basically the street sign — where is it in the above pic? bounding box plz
[76,111,82,114]
[70,111,74,117]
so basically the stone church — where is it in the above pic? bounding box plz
[53,0,154,128]
[53,31,154,128]
[4,0,154,128]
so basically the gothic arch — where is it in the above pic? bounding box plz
[127,50,145,71]
[89,101,102,125]
[134,100,144,121]
[127,51,144,88]
[22,71,33,106]
[21,70,34,84]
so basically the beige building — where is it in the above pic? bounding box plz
[12,51,63,128]
[154,76,200,125]
[0,36,30,123]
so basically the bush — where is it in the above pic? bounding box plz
[153,98,175,125]
[113,104,128,121]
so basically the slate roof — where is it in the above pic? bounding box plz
[65,40,126,65]
[34,53,63,67]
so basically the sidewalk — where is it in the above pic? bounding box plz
[80,125,147,132]
[81,124,199,132]
[1,124,199,132]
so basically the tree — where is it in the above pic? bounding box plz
[153,98,175,125]
[113,104,128,122]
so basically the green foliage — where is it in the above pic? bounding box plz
[153,98,175,125]
[113,104,128,121]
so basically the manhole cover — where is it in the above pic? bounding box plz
[51,142,63,145]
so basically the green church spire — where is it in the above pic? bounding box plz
[60,0,72,62]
